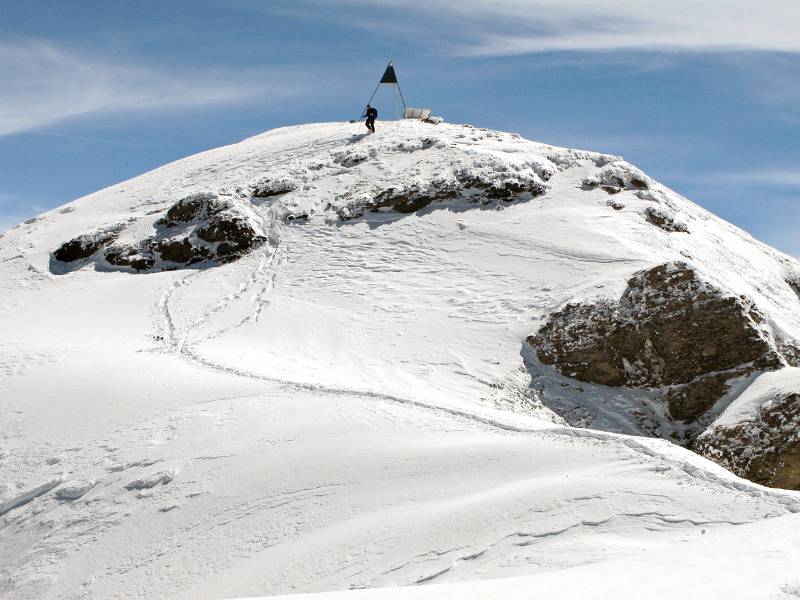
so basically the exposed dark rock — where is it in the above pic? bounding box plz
[158,238,205,264]
[779,342,800,368]
[53,230,118,262]
[372,185,458,214]
[57,193,268,274]
[529,262,782,405]
[582,164,650,194]
[105,243,155,272]
[338,174,547,221]
[696,393,800,490]
[198,216,265,260]
[528,262,800,488]
[665,373,735,422]
[251,178,297,198]
[645,207,689,233]
[161,193,227,226]
[530,300,625,386]
[198,217,256,245]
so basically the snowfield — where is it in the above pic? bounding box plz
[1,120,799,599]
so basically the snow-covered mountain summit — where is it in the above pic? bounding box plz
[2,121,800,599]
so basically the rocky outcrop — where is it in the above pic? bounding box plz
[104,243,155,272]
[160,192,226,225]
[696,392,800,490]
[582,164,650,195]
[251,177,297,198]
[527,261,800,486]
[663,374,734,422]
[530,263,781,393]
[197,215,263,260]
[645,206,689,233]
[53,228,119,263]
[157,238,205,264]
[336,171,548,221]
[52,193,265,273]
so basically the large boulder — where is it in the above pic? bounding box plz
[160,192,228,225]
[251,177,297,198]
[581,164,650,194]
[104,243,155,272]
[53,229,118,263]
[527,261,800,487]
[530,262,781,393]
[71,193,267,273]
[644,206,689,233]
[527,262,785,437]
[337,171,548,221]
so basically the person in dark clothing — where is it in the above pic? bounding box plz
[364,105,378,133]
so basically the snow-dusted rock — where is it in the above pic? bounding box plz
[55,479,97,501]
[696,368,800,489]
[528,261,800,477]
[124,470,176,491]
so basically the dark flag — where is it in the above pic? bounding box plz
[380,63,398,84]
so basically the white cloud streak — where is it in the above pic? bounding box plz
[710,168,800,188]
[0,39,307,137]
[319,0,800,57]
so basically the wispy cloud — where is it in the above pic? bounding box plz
[707,168,800,188]
[720,52,800,122]
[0,38,310,137]
[312,0,800,57]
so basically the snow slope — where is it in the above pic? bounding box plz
[246,512,800,600]
[1,120,799,599]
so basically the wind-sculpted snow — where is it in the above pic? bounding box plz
[2,120,800,599]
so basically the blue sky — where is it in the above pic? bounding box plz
[1,1,798,255]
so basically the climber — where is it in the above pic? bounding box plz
[363,104,378,133]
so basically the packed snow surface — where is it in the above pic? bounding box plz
[1,120,799,599]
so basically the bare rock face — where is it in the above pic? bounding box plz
[157,238,205,264]
[196,215,262,261]
[529,262,786,430]
[582,164,650,195]
[104,243,155,272]
[527,261,800,487]
[645,206,689,233]
[663,374,734,422]
[53,229,119,263]
[336,172,548,221]
[160,192,226,225]
[143,194,265,269]
[52,193,265,273]
[251,177,297,198]
[530,263,781,394]
[696,393,800,490]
